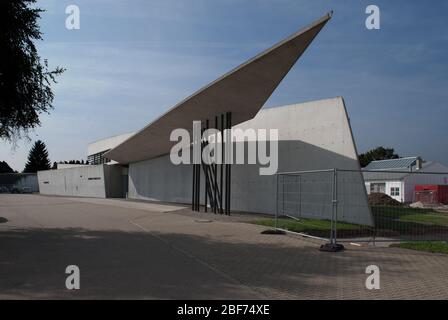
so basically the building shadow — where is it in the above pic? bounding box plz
[1,226,445,299]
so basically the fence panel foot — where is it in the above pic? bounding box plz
[319,243,345,252]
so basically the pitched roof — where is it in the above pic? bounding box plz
[364,157,419,171]
[362,160,445,181]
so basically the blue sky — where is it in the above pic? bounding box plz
[1,0,448,171]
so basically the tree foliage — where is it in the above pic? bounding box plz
[58,160,86,165]
[0,0,64,142]
[23,140,51,173]
[0,161,15,174]
[359,146,400,167]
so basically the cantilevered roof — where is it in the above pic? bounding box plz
[105,13,332,164]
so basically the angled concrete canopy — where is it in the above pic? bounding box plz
[106,13,332,164]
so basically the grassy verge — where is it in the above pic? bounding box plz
[371,206,448,235]
[399,214,448,226]
[250,217,361,236]
[390,241,448,254]
[251,207,448,239]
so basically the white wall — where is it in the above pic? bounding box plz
[365,181,403,202]
[128,97,374,226]
[387,181,403,202]
[38,165,107,198]
[38,165,127,198]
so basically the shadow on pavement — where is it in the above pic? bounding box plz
[0,227,447,299]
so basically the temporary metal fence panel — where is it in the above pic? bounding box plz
[276,169,448,244]
[276,170,335,241]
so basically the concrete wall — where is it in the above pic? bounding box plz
[38,165,127,198]
[128,97,373,226]
[38,165,107,197]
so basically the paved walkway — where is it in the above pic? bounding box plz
[1,194,447,299]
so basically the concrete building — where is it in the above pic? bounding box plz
[38,133,133,198]
[121,97,372,225]
[363,157,448,203]
[38,164,126,198]
[37,13,374,226]
[87,133,135,165]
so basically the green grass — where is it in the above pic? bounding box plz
[251,206,448,239]
[371,206,448,235]
[390,241,448,254]
[399,214,448,226]
[251,217,361,236]
[371,206,437,220]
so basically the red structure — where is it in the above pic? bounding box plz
[414,185,448,205]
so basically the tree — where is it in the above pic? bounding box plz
[359,146,399,167]
[51,161,57,170]
[0,0,64,142]
[23,140,51,173]
[57,159,85,165]
[0,161,15,174]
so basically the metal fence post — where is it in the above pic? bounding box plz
[275,174,279,230]
[330,168,336,244]
[298,175,302,219]
[332,168,338,244]
[320,168,344,252]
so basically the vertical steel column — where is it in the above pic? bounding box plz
[228,112,232,215]
[228,112,231,215]
[204,120,208,212]
[220,114,224,214]
[192,120,201,212]
[224,112,228,215]
[198,164,201,210]
[224,112,232,215]
[203,119,216,212]
[197,122,201,211]
[214,116,218,213]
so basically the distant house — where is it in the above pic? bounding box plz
[363,157,448,203]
